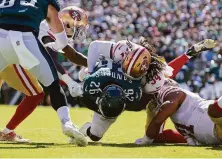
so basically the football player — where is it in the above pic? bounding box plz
[0,65,44,142]
[70,60,144,142]
[0,6,88,144]
[38,6,88,97]
[78,39,216,143]
[134,40,221,145]
[0,1,87,146]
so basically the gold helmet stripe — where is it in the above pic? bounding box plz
[127,47,145,75]
[124,48,139,74]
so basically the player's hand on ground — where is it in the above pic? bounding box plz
[79,122,92,137]
[185,136,201,146]
[134,136,153,145]
[69,82,83,97]
[185,39,216,59]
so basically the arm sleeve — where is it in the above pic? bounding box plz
[48,0,61,11]
[168,54,189,79]
[87,40,114,73]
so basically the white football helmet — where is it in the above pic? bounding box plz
[112,40,140,63]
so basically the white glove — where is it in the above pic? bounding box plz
[134,135,154,145]
[68,82,83,97]
[79,67,89,82]
[185,136,201,146]
[61,74,83,97]
[79,122,92,137]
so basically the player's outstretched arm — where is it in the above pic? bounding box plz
[135,91,185,145]
[62,44,87,67]
[168,39,216,78]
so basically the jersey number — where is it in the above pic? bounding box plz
[175,123,195,138]
[0,0,37,8]
[151,75,161,85]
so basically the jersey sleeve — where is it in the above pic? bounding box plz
[48,0,61,11]
[38,20,51,45]
[87,40,115,73]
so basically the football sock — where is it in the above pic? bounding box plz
[2,128,13,134]
[57,106,72,124]
[6,92,44,131]
[168,54,189,79]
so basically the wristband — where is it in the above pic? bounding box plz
[143,135,154,144]
[54,30,68,50]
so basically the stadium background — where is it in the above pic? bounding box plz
[0,0,221,106]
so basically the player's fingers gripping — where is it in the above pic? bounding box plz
[69,81,83,97]
[134,138,144,145]
[79,67,88,82]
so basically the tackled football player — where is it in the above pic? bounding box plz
[69,43,152,142]
[78,38,216,143]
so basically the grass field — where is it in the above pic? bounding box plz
[0,105,222,158]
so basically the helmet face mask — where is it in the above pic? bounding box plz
[72,25,88,43]
[98,85,126,119]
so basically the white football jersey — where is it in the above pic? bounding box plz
[148,79,221,145]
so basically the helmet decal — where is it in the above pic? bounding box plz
[69,10,81,21]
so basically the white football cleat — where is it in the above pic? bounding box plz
[186,39,216,58]
[0,131,30,143]
[62,122,88,146]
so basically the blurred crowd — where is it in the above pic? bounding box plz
[1,0,221,105]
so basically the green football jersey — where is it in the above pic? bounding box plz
[83,67,142,105]
[0,0,60,32]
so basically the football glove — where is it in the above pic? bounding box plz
[134,135,154,145]
[69,82,83,97]
[186,39,216,59]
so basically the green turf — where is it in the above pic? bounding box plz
[0,105,222,158]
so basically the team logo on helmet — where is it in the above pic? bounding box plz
[69,10,81,21]
[140,58,149,73]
